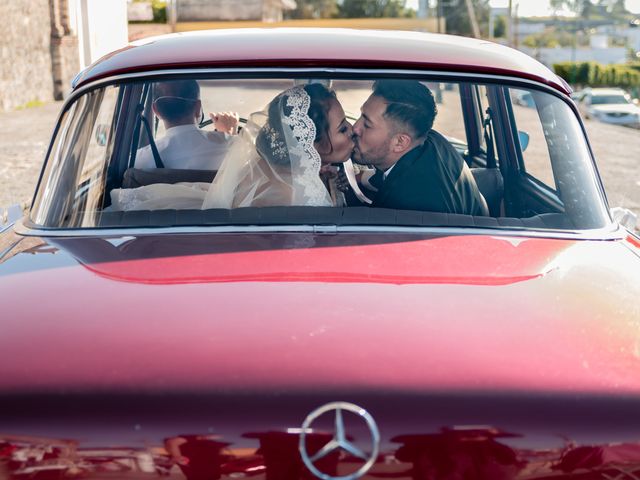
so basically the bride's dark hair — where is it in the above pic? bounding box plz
[256,84,337,167]
[304,83,337,153]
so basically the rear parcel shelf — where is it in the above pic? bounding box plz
[93,208,574,230]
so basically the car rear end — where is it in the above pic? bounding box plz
[3,29,640,480]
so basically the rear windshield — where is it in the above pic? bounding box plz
[30,75,610,231]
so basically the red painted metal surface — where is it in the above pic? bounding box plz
[73,29,570,94]
[1,232,640,394]
[2,232,640,479]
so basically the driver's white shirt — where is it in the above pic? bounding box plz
[135,124,231,170]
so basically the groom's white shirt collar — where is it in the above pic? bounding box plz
[383,163,396,179]
[164,124,198,136]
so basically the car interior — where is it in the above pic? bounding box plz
[28,75,610,232]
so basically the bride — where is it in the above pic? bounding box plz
[110,83,355,211]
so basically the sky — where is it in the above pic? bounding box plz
[405,0,640,17]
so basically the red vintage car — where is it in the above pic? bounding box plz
[1,29,640,480]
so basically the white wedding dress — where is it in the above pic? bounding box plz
[110,87,332,212]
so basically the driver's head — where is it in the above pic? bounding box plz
[152,80,201,125]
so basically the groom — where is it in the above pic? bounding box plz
[352,80,487,216]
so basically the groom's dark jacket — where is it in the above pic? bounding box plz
[372,130,488,216]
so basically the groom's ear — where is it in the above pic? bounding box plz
[193,99,202,121]
[391,132,413,154]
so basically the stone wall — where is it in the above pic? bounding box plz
[176,0,264,21]
[0,0,79,112]
[0,0,53,111]
[51,35,79,100]
[49,0,78,99]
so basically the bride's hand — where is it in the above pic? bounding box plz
[319,164,339,179]
[210,111,239,135]
[335,167,351,192]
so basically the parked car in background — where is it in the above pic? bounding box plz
[577,87,640,127]
[570,90,586,103]
[512,90,535,108]
[2,29,640,480]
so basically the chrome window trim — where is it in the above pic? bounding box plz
[13,217,627,242]
[31,67,612,233]
[69,67,571,104]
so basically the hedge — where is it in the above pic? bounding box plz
[552,61,640,89]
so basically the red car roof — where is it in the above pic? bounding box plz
[73,28,570,94]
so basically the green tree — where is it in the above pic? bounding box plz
[287,0,339,19]
[338,0,414,18]
[523,31,559,48]
[521,26,577,48]
[550,0,565,16]
[582,0,596,18]
[442,0,490,37]
[549,0,596,18]
[131,0,167,23]
[612,0,627,14]
[597,0,627,15]
[493,15,506,37]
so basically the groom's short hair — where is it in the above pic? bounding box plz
[372,80,437,140]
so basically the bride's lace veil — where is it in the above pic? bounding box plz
[203,86,332,209]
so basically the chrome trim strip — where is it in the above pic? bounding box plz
[0,238,22,261]
[66,67,570,107]
[13,217,627,242]
[0,205,23,234]
[0,223,13,235]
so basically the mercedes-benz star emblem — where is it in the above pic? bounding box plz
[299,402,380,480]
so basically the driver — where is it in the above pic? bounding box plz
[135,79,239,170]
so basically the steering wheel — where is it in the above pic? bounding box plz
[198,116,248,130]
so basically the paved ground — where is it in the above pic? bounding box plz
[128,23,171,41]
[593,122,640,214]
[0,101,62,210]
[0,97,638,223]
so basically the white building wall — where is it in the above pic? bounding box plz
[623,28,640,52]
[175,0,294,22]
[67,0,78,34]
[176,0,264,21]
[74,0,128,69]
[516,23,546,37]
[590,34,608,49]
[520,46,628,67]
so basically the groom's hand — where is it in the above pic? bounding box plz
[210,111,239,135]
